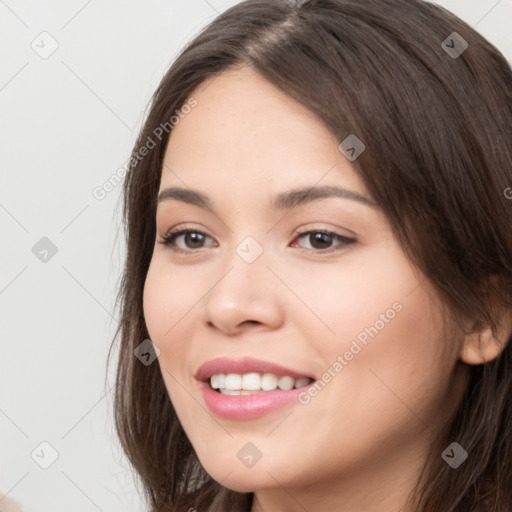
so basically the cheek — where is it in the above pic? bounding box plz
[142,263,168,344]
[329,280,455,428]
[281,244,413,343]
[142,270,186,370]
[142,258,202,346]
[142,262,198,406]
[298,246,454,407]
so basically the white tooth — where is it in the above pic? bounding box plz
[219,389,260,396]
[220,388,239,395]
[278,375,295,391]
[242,372,261,390]
[215,373,310,393]
[261,373,278,391]
[225,373,242,390]
[294,378,310,389]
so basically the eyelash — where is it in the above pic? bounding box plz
[158,227,356,255]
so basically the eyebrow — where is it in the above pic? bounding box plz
[157,185,378,210]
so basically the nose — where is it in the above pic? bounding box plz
[202,242,285,336]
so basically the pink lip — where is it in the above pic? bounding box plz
[195,357,316,420]
[199,382,312,419]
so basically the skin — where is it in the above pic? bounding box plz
[142,66,506,512]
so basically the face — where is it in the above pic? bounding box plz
[143,67,466,501]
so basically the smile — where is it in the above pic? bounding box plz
[210,372,313,394]
[196,357,317,419]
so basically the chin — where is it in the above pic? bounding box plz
[203,462,286,493]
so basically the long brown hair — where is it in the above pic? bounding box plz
[106,0,512,510]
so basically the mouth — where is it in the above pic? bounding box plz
[195,357,317,419]
[208,372,315,395]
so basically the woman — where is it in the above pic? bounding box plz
[107,0,512,510]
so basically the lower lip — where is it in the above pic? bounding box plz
[199,381,312,419]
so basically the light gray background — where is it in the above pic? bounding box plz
[1,1,511,510]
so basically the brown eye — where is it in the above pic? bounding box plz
[292,230,356,252]
[159,229,214,252]
[158,228,356,255]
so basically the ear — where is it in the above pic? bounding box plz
[459,307,512,365]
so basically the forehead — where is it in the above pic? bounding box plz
[160,67,369,202]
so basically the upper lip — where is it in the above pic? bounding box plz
[195,357,316,382]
